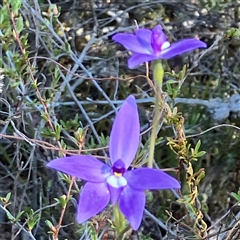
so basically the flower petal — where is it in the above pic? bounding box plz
[119,185,145,230]
[159,39,207,59]
[107,183,124,205]
[128,53,158,69]
[135,29,153,54]
[125,168,181,190]
[151,25,168,53]
[112,33,150,54]
[109,95,140,168]
[47,155,111,182]
[77,182,110,223]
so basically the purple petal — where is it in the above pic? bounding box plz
[128,53,158,69]
[77,182,110,223]
[151,25,168,53]
[112,33,150,54]
[135,29,153,54]
[109,95,140,168]
[107,183,124,205]
[47,155,111,182]
[125,168,180,190]
[159,38,207,59]
[119,185,145,230]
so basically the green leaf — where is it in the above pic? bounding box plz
[231,192,240,202]
[55,123,62,140]
[60,139,67,149]
[195,140,201,152]
[59,195,71,208]
[0,6,9,24]
[10,81,21,87]
[45,219,57,234]
[178,64,186,80]
[5,192,11,202]
[45,220,53,228]
[65,42,71,53]
[15,211,25,221]
[6,211,15,222]
[167,79,178,84]
[41,127,56,138]
[10,0,22,15]
[41,112,49,122]
[89,225,98,240]
[15,16,24,33]
[52,68,60,88]
[195,151,206,157]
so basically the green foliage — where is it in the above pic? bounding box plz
[45,220,57,235]
[191,140,206,159]
[60,114,80,131]
[0,192,11,207]
[54,194,71,208]
[165,65,186,99]
[5,208,24,223]
[226,27,240,38]
[231,190,240,203]
[25,209,40,231]
[99,132,109,146]
[15,16,24,33]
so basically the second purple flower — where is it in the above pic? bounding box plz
[113,25,207,69]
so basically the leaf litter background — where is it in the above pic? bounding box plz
[0,0,240,239]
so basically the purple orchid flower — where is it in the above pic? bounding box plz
[47,95,180,230]
[112,25,207,69]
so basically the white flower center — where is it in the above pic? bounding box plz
[161,41,170,50]
[107,175,127,188]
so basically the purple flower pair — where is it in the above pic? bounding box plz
[113,25,207,69]
[47,95,180,230]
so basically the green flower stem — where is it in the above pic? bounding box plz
[148,60,164,168]
[116,225,131,240]
[113,204,126,236]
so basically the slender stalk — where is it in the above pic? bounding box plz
[53,177,75,240]
[53,143,83,239]
[116,225,131,240]
[148,60,164,168]
[113,204,126,236]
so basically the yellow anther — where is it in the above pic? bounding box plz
[114,172,122,177]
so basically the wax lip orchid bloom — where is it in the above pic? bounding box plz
[47,95,180,230]
[112,25,207,69]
